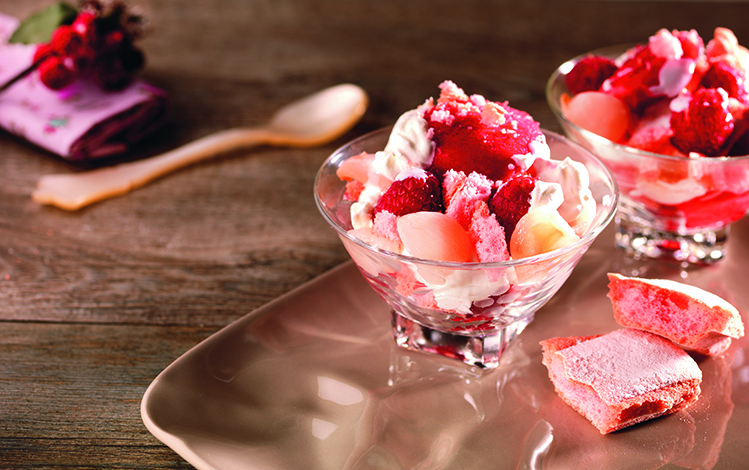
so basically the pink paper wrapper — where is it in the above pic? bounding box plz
[0,12,169,161]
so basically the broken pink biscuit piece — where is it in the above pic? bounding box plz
[442,170,493,230]
[607,273,745,356]
[540,328,702,434]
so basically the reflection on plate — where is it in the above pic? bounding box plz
[142,225,749,470]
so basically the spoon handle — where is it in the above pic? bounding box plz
[32,127,271,211]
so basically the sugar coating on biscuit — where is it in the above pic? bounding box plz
[558,329,701,404]
[541,328,702,434]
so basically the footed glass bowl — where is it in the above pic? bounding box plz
[547,46,749,264]
[314,128,617,369]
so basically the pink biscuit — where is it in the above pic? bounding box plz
[468,202,509,263]
[607,273,745,356]
[372,211,402,246]
[442,170,493,230]
[540,328,702,434]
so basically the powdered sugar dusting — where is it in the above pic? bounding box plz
[639,276,739,314]
[557,329,701,404]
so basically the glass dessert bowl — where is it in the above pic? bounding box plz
[315,128,618,369]
[547,31,749,264]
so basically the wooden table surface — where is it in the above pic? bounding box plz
[2,0,749,467]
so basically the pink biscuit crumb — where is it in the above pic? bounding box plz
[607,273,745,356]
[541,328,702,434]
[468,203,509,263]
[442,170,493,230]
[373,210,402,246]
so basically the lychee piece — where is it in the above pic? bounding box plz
[509,207,579,259]
[561,91,631,142]
[397,211,477,263]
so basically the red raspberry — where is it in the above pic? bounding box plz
[374,170,443,217]
[701,61,749,103]
[671,88,735,156]
[38,56,76,90]
[565,55,618,95]
[672,29,705,60]
[488,173,537,243]
[604,45,665,111]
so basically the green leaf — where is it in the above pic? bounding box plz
[8,2,78,45]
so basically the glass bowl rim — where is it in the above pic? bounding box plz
[314,127,619,269]
[546,44,749,164]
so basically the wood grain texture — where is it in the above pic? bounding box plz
[1,0,748,466]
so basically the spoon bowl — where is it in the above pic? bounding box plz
[266,84,368,146]
[32,84,368,211]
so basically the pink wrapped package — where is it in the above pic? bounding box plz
[0,12,169,161]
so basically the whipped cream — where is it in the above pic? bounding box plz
[384,110,435,169]
[411,264,514,314]
[531,157,595,227]
[349,111,436,229]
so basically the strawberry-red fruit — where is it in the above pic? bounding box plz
[673,29,705,60]
[72,11,98,44]
[38,56,76,90]
[603,45,665,112]
[701,61,749,103]
[565,55,618,95]
[488,173,537,244]
[33,43,52,63]
[50,25,85,58]
[374,169,443,217]
[425,100,544,181]
[671,87,735,156]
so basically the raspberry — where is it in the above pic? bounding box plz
[488,173,537,244]
[701,61,749,103]
[565,55,618,95]
[38,56,76,90]
[374,170,443,217]
[603,45,666,111]
[671,88,735,156]
[672,29,705,60]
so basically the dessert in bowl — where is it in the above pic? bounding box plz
[547,28,749,264]
[315,82,617,369]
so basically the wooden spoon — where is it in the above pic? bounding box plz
[32,83,368,210]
